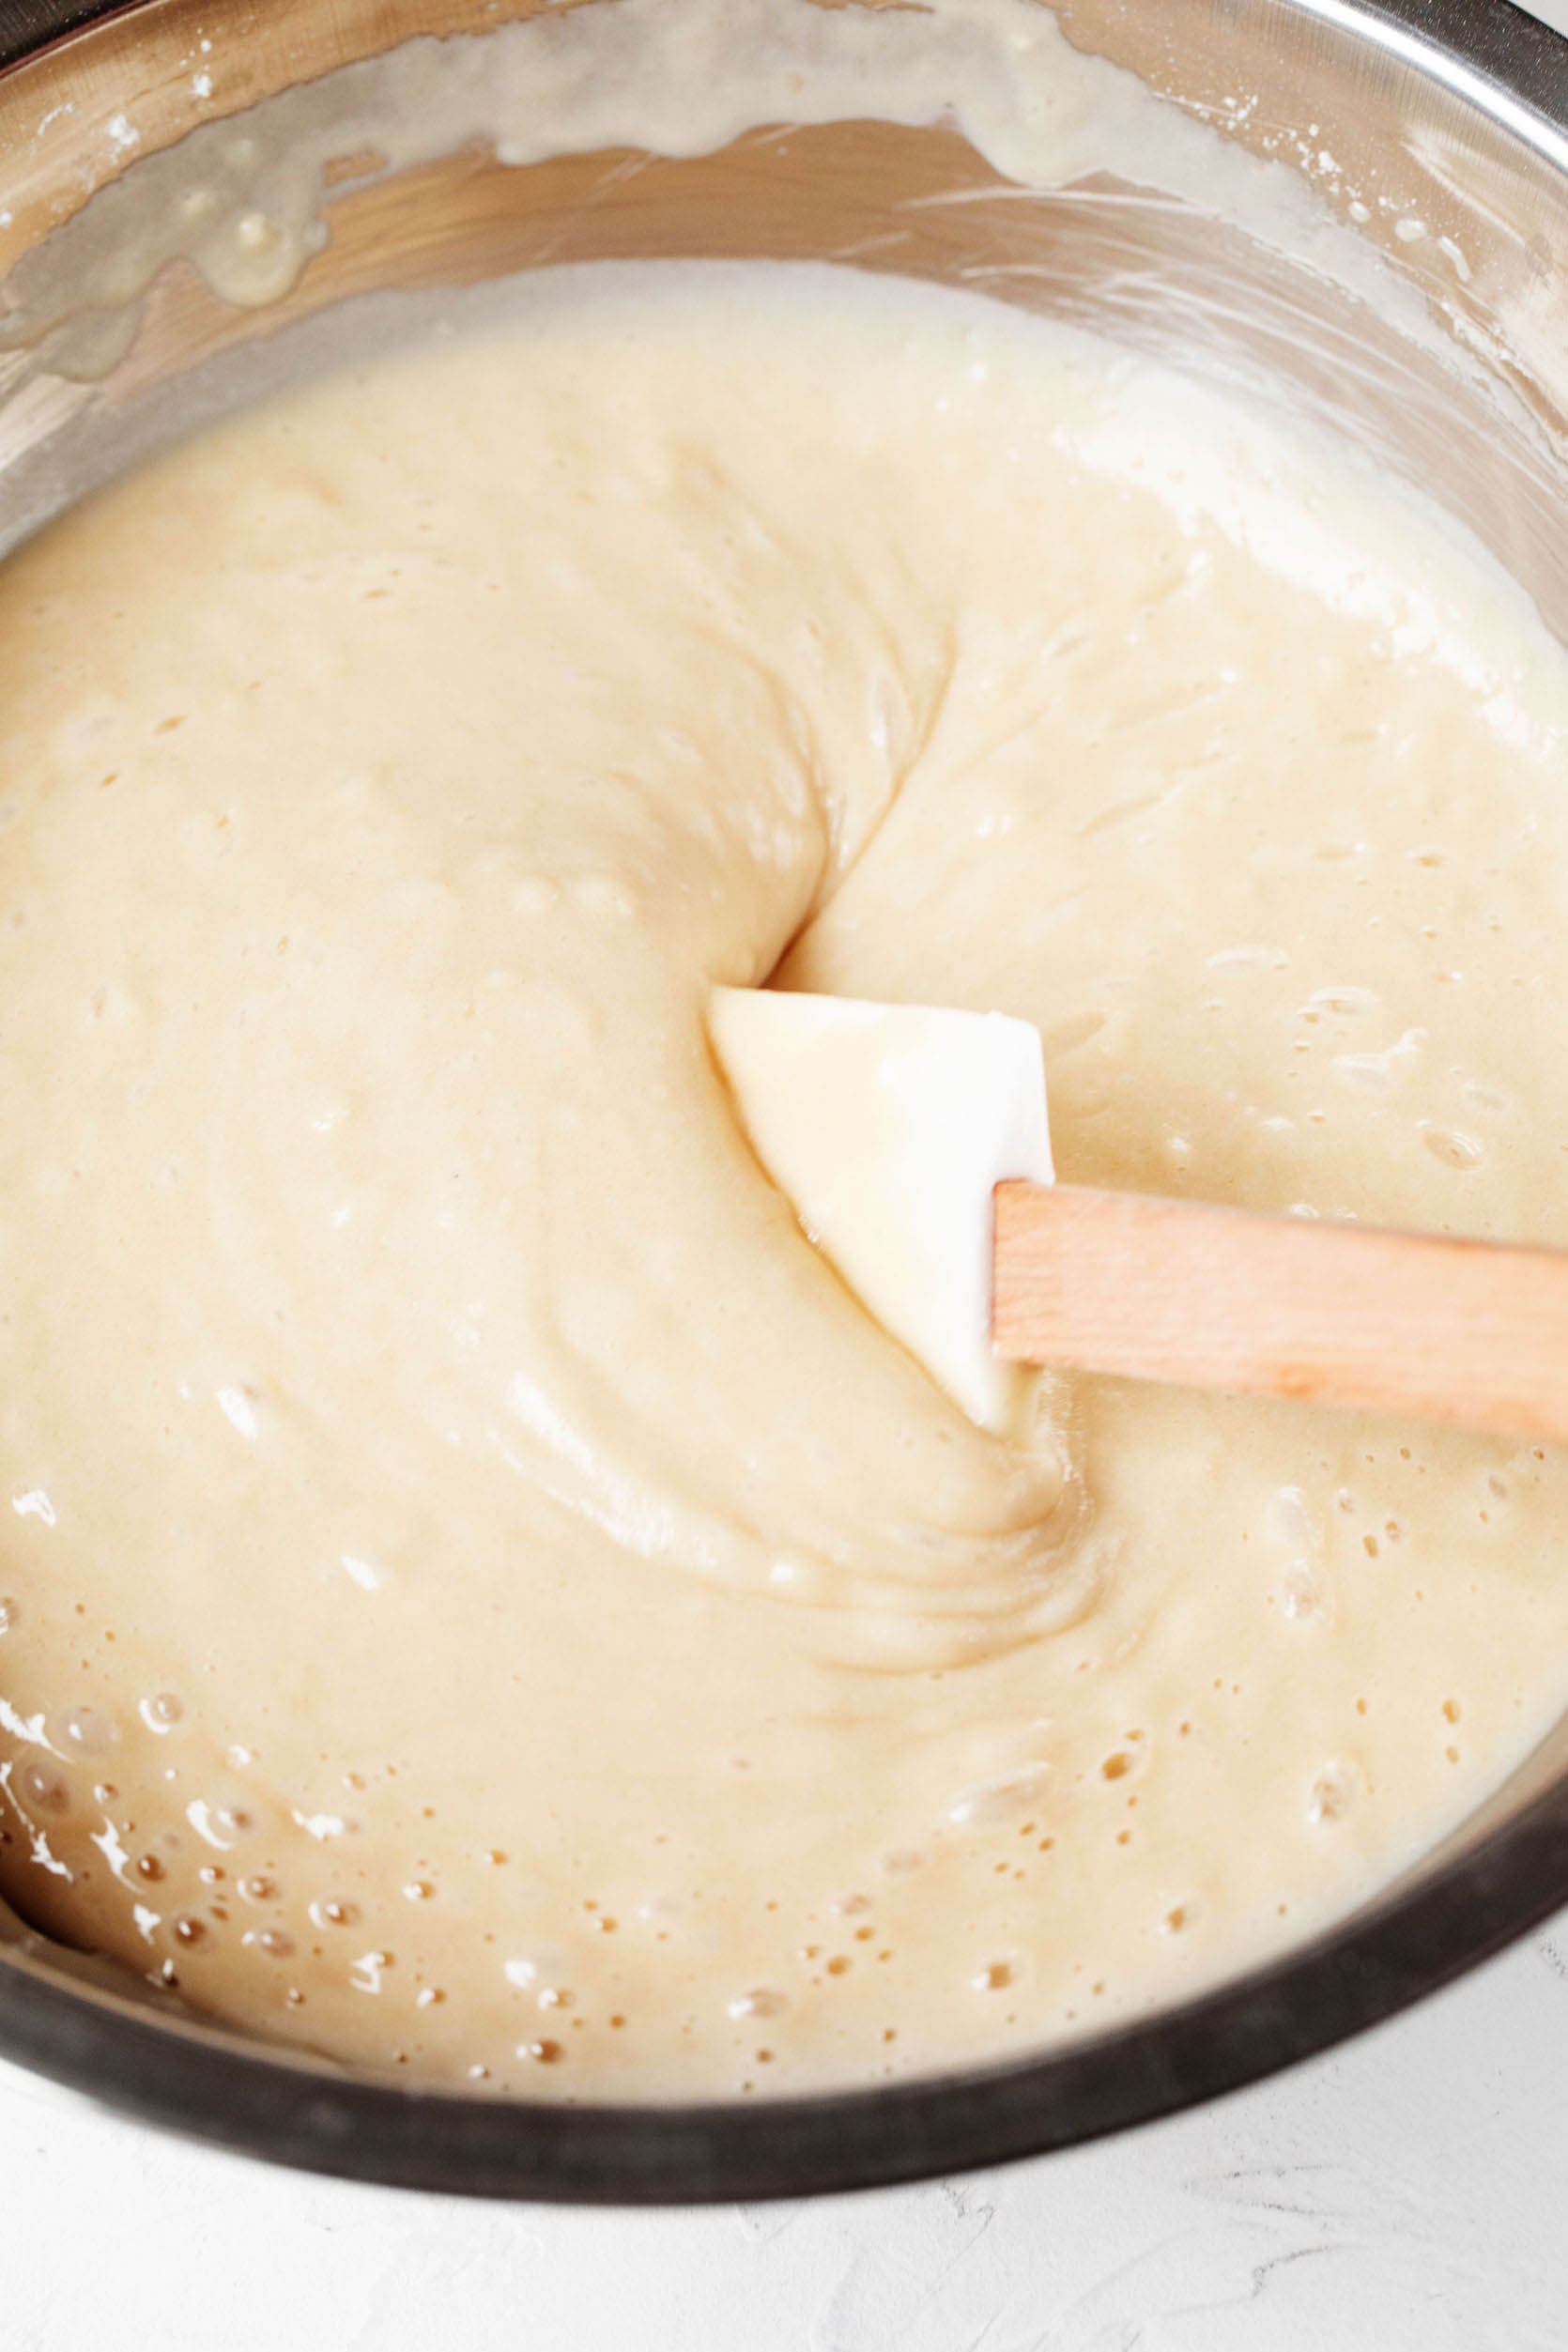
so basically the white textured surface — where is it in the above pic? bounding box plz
[8,1,1568,2339]
[4,1926,1568,2346]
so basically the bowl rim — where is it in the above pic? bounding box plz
[3,0,1568,2203]
[2,1767,1567,2201]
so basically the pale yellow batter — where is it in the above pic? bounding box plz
[2,261,1567,2098]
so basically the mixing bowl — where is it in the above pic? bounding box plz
[2,0,1567,2201]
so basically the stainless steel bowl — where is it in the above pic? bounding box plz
[2,0,1567,2201]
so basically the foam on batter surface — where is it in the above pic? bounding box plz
[2,262,1567,2097]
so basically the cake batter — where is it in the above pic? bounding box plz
[1,262,1566,2096]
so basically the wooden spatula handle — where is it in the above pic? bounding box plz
[992,1180,1568,1445]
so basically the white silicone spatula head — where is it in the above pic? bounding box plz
[708,986,1053,1438]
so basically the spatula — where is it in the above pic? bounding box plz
[708,985,1568,1448]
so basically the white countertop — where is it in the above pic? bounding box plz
[8,2,1568,2343]
[5,1925,1568,2348]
